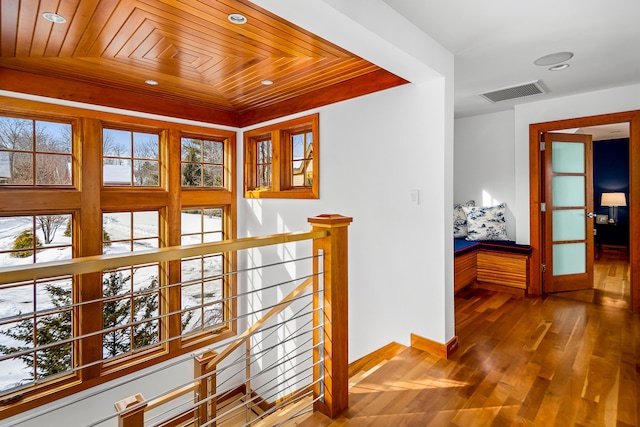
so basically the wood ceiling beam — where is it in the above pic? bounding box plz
[0,68,407,128]
[0,68,241,127]
[237,69,408,127]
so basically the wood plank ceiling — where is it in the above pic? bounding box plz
[0,0,407,127]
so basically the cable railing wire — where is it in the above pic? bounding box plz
[2,243,326,427]
[0,273,319,365]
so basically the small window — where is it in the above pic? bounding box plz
[256,138,272,188]
[0,116,72,186]
[181,137,224,188]
[102,211,161,359]
[290,130,313,188]
[243,114,318,199]
[103,128,160,187]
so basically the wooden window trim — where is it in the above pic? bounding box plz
[100,124,164,189]
[0,113,76,188]
[179,134,228,190]
[244,114,319,199]
[0,102,237,419]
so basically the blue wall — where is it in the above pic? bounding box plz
[593,138,629,246]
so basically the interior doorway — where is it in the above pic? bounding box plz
[529,110,640,313]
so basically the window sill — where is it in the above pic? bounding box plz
[244,188,318,199]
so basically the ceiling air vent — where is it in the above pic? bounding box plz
[479,80,547,103]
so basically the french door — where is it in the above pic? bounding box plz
[542,132,594,292]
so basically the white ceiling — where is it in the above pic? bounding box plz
[382,0,640,119]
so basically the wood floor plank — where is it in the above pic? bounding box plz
[291,253,638,427]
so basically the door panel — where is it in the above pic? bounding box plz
[543,132,594,292]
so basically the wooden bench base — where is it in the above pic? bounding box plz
[455,245,530,295]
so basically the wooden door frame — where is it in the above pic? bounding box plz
[529,110,640,313]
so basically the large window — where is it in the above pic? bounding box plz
[180,208,225,335]
[102,211,161,359]
[0,106,236,417]
[244,114,319,199]
[0,214,73,392]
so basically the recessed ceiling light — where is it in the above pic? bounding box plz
[534,52,574,66]
[145,79,159,86]
[42,12,67,24]
[549,64,570,71]
[228,13,247,24]
[261,80,273,85]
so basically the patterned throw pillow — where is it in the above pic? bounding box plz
[462,203,508,241]
[453,200,475,238]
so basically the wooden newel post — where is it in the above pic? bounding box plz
[115,393,146,427]
[194,350,218,427]
[308,214,353,419]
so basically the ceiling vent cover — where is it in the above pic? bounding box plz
[479,80,547,103]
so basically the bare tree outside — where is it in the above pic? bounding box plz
[133,135,159,186]
[102,129,159,186]
[37,215,68,244]
[0,117,72,186]
[0,117,34,184]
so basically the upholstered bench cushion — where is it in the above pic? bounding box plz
[454,239,482,256]
[454,238,532,257]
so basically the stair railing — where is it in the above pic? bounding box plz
[112,214,352,426]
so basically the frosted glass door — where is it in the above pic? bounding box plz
[544,133,594,292]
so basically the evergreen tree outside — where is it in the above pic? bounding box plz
[0,284,72,383]
[181,140,202,186]
[181,138,223,187]
[0,271,181,386]
[101,271,162,357]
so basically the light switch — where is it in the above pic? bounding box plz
[409,190,419,205]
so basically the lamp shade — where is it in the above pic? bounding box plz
[601,192,627,207]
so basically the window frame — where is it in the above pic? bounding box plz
[0,102,237,418]
[0,114,75,188]
[243,114,319,199]
[101,125,162,188]
[179,135,227,189]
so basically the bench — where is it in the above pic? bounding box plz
[454,238,532,295]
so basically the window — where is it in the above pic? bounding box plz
[0,214,73,392]
[181,137,224,188]
[102,212,161,359]
[0,116,72,186]
[103,128,160,187]
[180,208,226,335]
[244,114,319,199]
[255,138,272,189]
[0,103,236,416]
[291,130,313,187]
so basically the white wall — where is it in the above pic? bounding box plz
[454,83,640,245]
[246,0,456,351]
[239,80,454,362]
[454,110,516,240]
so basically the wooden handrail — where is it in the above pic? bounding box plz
[0,230,328,285]
[205,277,314,371]
[145,383,198,412]
[113,279,314,426]
[110,214,352,426]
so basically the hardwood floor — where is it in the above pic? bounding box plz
[594,248,631,309]
[297,282,640,426]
